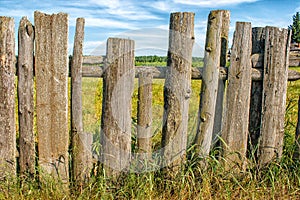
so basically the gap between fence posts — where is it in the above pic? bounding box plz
[18,17,35,177]
[34,11,69,184]
[161,12,194,172]
[258,27,291,167]
[0,16,16,179]
[248,27,265,159]
[194,10,226,158]
[221,22,252,171]
[101,38,135,177]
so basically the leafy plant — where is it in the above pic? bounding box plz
[289,12,300,44]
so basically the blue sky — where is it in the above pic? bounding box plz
[0,0,299,56]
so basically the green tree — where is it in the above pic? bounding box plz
[289,12,300,44]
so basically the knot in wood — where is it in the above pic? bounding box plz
[205,47,212,52]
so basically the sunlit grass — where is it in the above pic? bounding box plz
[3,66,300,199]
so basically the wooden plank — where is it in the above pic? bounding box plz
[161,12,194,170]
[71,18,92,185]
[212,10,230,146]
[101,38,135,176]
[194,10,223,157]
[81,65,300,82]
[294,96,300,160]
[137,72,153,158]
[221,22,252,171]
[258,27,290,167]
[0,16,16,178]
[18,17,35,176]
[248,27,265,157]
[34,11,69,183]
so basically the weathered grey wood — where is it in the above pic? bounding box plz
[101,38,135,176]
[83,55,104,65]
[258,27,290,167]
[212,10,230,146]
[137,72,153,158]
[18,17,35,176]
[80,65,300,81]
[194,10,223,157]
[221,22,252,170]
[71,18,92,185]
[294,96,300,160]
[289,50,300,66]
[0,17,16,178]
[34,11,69,183]
[161,12,194,169]
[83,51,298,67]
[248,28,265,156]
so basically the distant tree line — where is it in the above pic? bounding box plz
[289,12,300,45]
[135,55,203,63]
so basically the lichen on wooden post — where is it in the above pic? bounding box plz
[221,22,252,171]
[161,12,194,170]
[34,11,69,183]
[18,17,35,176]
[258,27,291,167]
[101,38,135,176]
[0,16,16,179]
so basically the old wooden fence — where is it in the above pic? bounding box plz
[0,10,300,186]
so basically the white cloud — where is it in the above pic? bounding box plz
[150,1,173,12]
[88,0,121,9]
[84,40,106,55]
[173,0,258,7]
[87,0,162,21]
[84,17,137,29]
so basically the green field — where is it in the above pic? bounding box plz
[1,65,300,199]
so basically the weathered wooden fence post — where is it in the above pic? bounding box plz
[212,10,230,146]
[258,27,291,167]
[34,11,69,183]
[71,18,92,185]
[248,27,265,156]
[18,17,35,176]
[161,12,194,170]
[294,96,300,160]
[101,38,135,176]
[0,16,16,178]
[137,72,153,160]
[194,10,225,157]
[221,22,252,171]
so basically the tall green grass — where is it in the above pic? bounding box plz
[2,66,300,199]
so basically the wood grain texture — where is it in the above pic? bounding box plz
[137,72,153,158]
[258,27,290,167]
[71,18,92,185]
[34,11,69,183]
[194,10,224,157]
[212,10,230,147]
[294,96,300,160]
[248,27,265,156]
[0,16,16,178]
[18,17,35,176]
[101,38,135,176]
[161,12,194,170]
[221,22,252,171]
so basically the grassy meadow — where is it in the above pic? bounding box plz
[1,61,300,199]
